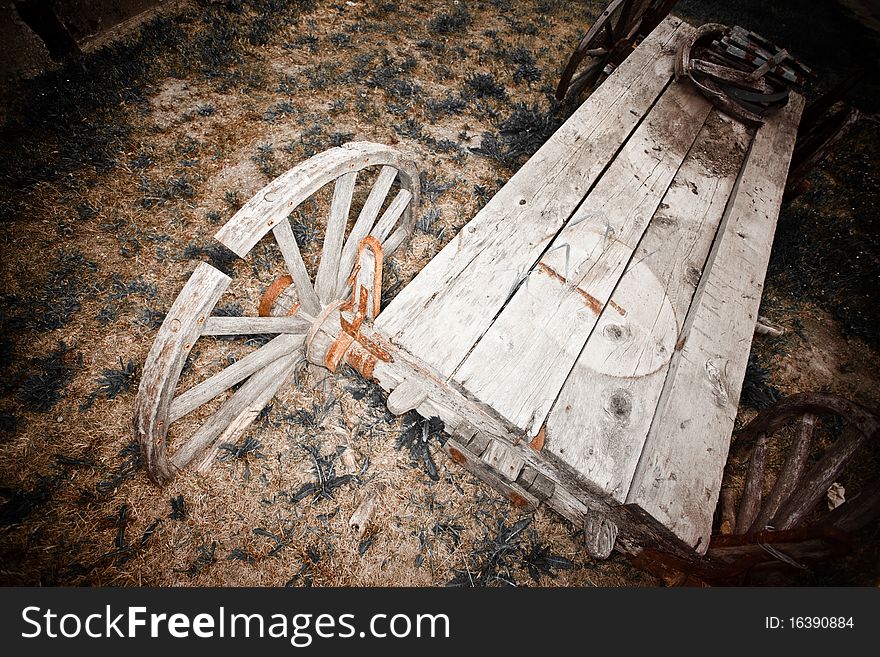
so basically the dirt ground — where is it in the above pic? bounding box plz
[0,0,878,587]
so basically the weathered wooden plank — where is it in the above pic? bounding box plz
[133,262,231,485]
[626,94,805,553]
[173,353,300,471]
[543,112,752,499]
[273,217,321,316]
[214,142,419,258]
[315,171,358,305]
[169,332,305,423]
[375,17,691,379]
[202,315,310,335]
[455,80,713,435]
[336,165,399,295]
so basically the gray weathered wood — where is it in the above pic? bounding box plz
[273,217,321,316]
[315,171,358,305]
[173,353,300,471]
[375,17,691,379]
[750,412,815,531]
[370,189,412,245]
[336,165,399,295]
[455,80,713,436]
[480,439,525,482]
[543,111,751,500]
[735,433,767,534]
[169,332,305,422]
[202,315,310,335]
[134,263,231,485]
[214,142,419,258]
[626,94,805,553]
[386,378,428,415]
[584,510,619,560]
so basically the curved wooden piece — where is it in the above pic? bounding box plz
[214,141,420,259]
[134,263,232,485]
[556,0,627,101]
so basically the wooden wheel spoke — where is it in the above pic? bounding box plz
[137,142,421,485]
[370,189,413,246]
[169,352,301,472]
[273,218,321,316]
[202,315,310,335]
[169,332,306,423]
[314,171,358,305]
[336,165,399,294]
[750,412,815,532]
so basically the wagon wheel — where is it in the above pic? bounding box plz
[634,392,880,585]
[556,0,677,104]
[134,142,420,485]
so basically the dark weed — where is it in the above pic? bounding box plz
[81,358,138,410]
[0,476,57,526]
[133,307,166,329]
[3,250,98,333]
[395,413,445,481]
[476,101,562,171]
[740,352,782,410]
[463,73,507,101]
[219,436,266,461]
[254,526,292,556]
[228,547,256,564]
[180,541,217,577]
[328,131,355,147]
[182,242,240,276]
[420,171,458,203]
[426,93,469,118]
[447,516,571,586]
[96,441,142,493]
[292,445,356,503]
[509,47,541,85]
[0,411,20,441]
[428,6,472,34]
[139,173,198,208]
[417,207,441,233]
[14,344,77,413]
[263,101,296,122]
[252,143,277,176]
[169,495,187,520]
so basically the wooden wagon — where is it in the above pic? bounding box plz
[134,16,809,564]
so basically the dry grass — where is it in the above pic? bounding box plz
[0,0,877,587]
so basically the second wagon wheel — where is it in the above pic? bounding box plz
[134,142,420,485]
[556,0,677,105]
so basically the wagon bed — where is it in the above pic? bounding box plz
[350,16,802,558]
[136,15,804,561]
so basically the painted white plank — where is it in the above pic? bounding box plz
[336,165,399,296]
[375,17,691,380]
[273,218,321,316]
[454,80,713,435]
[169,332,305,422]
[544,111,752,500]
[315,171,358,305]
[626,95,805,553]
